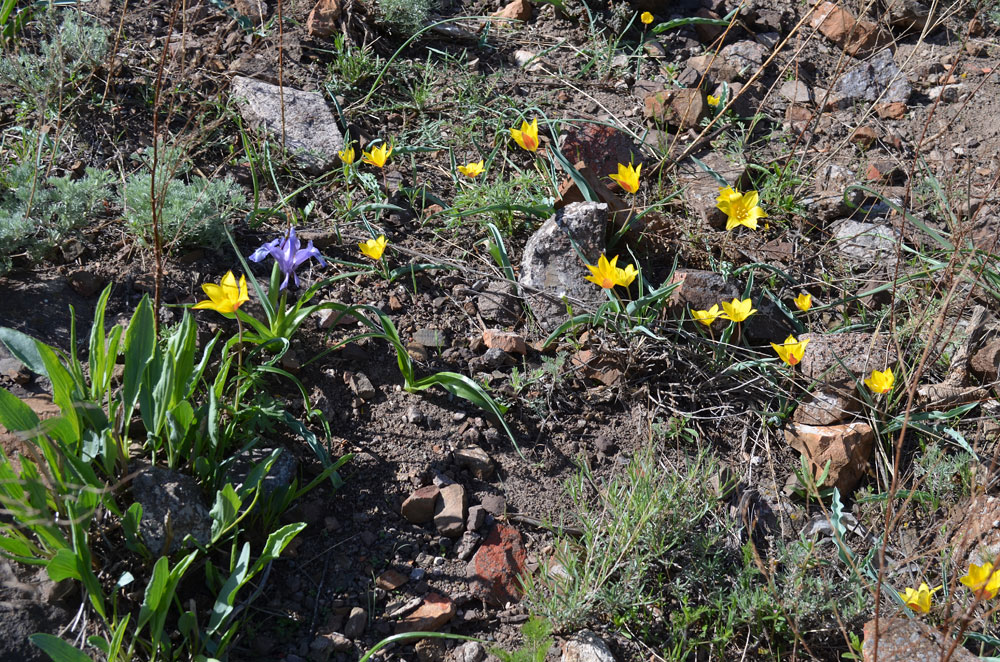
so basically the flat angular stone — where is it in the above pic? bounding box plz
[467,524,528,606]
[434,483,467,537]
[231,76,344,173]
[401,485,440,524]
[132,466,212,555]
[643,88,708,131]
[786,421,874,493]
[394,593,455,633]
[830,49,910,108]
[482,329,526,355]
[793,389,860,426]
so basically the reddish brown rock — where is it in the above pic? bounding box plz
[865,161,905,184]
[809,2,888,57]
[375,569,409,591]
[643,88,708,131]
[68,270,106,297]
[394,593,456,633]
[468,524,528,606]
[875,102,907,119]
[849,126,878,148]
[570,349,623,387]
[558,124,643,180]
[786,421,874,493]
[482,329,527,355]
[970,338,1000,381]
[493,0,532,21]
[401,485,440,524]
[693,8,723,43]
[306,0,342,36]
[862,617,979,662]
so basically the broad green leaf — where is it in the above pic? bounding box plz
[87,284,114,401]
[29,634,93,662]
[207,542,251,634]
[0,387,40,434]
[0,326,46,376]
[137,556,169,630]
[46,548,82,582]
[36,343,80,440]
[122,296,156,422]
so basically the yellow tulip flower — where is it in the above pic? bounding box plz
[902,583,940,614]
[640,11,654,24]
[338,144,356,165]
[961,562,1000,600]
[794,293,812,312]
[720,298,757,323]
[716,186,766,231]
[362,143,392,168]
[585,254,622,289]
[616,263,638,287]
[864,368,894,394]
[707,94,720,107]
[192,271,249,315]
[692,304,722,326]
[510,118,539,152]
[609,163,641,195]
[771,335,809,366]
[458,160,485,178]
[359,235,388,261]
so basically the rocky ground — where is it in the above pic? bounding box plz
[2,0,1000,661]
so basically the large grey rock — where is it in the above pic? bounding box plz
[675,153,750,229]
[132,466,213,555]
[519,202,608,331]
[561,630,615,662]
[719,40,769,73]
[799,332,897,386]
[832,219,902,270]
[830,49,910,108]
[230,76,345,173]
[225,446,297,497]
[862,617,979,662]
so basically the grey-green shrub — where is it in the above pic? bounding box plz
[120,171,246,251]
[0,10,108,112]
[0,160,112,274]
[374,0,431,36]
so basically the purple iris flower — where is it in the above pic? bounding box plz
[249,226,326,290]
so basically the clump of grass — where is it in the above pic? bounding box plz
[451,172,551,235]
[120,141,246,251]
[522,421,875,659]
